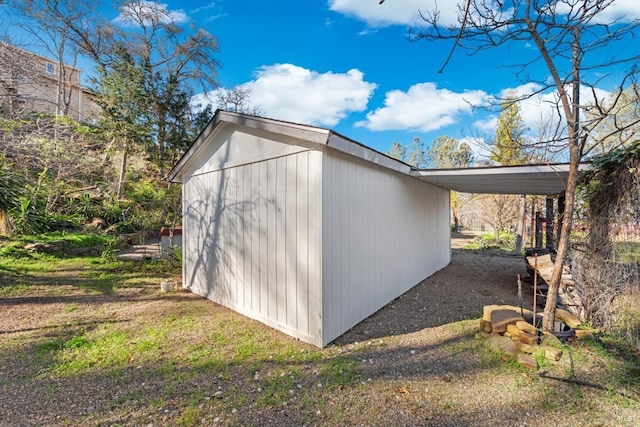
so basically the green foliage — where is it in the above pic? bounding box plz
[465,231,515,250]
[491,95,529,165]
[11,196,49,235]
[427,135,474,168]
[387,137,428,168]
[0,157,23,213]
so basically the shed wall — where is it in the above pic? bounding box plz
[321,149,451,345]
[182,148,323,346]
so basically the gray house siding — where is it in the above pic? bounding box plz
[321,149,450,344]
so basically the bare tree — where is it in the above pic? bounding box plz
[408,0,640,331]
[215,86,264,116]
[8,0,221,171]
[4,0,99,119]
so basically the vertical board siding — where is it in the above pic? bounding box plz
[183,149,323,346]
[321,150,451,345]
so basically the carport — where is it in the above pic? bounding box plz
[413,163,590,196]
[413,162,592,249]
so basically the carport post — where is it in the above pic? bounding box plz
[546,197,555,251]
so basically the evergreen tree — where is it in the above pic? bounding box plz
[93,45,150,199]
[427,136,474,168]
[491,96,528,166]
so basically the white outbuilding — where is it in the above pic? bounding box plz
[168,111,450,346]
[168,110,580,347]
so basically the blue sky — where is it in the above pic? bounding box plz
[4,0,640,158]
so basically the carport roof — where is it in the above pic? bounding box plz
[412,163,592,196]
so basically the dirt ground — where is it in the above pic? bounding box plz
[2,233,637,426]
[336,232,532,344]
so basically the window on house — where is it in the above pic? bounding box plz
[46,63,55,74]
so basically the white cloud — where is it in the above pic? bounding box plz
[473,116,498,132]
[114,1,188,26]
[242,64,377,127]
[328,0,461,27]
[460,136,492,160]
[330,0,640,28]
[497,83,611,136]
[558,0,640,24]
[357,82,489,132]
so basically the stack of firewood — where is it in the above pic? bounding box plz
[479,304,589,369]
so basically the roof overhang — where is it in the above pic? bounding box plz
[412,163,592,196]
[167,110,409,182]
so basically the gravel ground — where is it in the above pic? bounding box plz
[1,234,638,426]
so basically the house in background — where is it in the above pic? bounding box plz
[168,110,579,347]
[168,111,451,346]
[0,42,100,123]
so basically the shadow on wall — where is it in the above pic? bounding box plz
[182,140,313,338]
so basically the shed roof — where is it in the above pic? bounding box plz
[168,110,588,196]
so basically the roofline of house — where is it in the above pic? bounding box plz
[167,110,412,182]
[0,41,82,73]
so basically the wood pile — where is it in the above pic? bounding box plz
[480,304,588,369]
[526,253,584,319]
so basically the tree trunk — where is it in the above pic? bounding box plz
[0,209,13,236]
[453,208,460,232]
[515,195,526,254]
[117,140,128,200]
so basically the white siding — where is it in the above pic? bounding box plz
[185,126,311,178]
[321,149,451,345]
[182,148,324,346]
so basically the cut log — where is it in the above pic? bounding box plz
[554,309,581,328]
[479,319,492,333]
[482,305,501,322]
[517,353,538,369]
[539,345,563,361]
[517,331,539,346]
[486,333,519,358]
[540,332,562,347]
[515,342,536,354]
[490,309,525,334]
[515,321,538,335]
[506,324,522,337]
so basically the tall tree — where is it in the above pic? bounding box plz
[386,137,428,168]
[491,96,530,253]
[93,45,150,199]
[491,96,529,166]
[410,0,640,331]
[10,0,220,171]
[588,84,640,155]
[387,141,407,162]
[427,135,474,231]
[427,135,474,168]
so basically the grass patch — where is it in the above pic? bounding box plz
[323,357,357,388]
[54,329,132,376]
[463,231,515,251]
[176,404,204,427]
